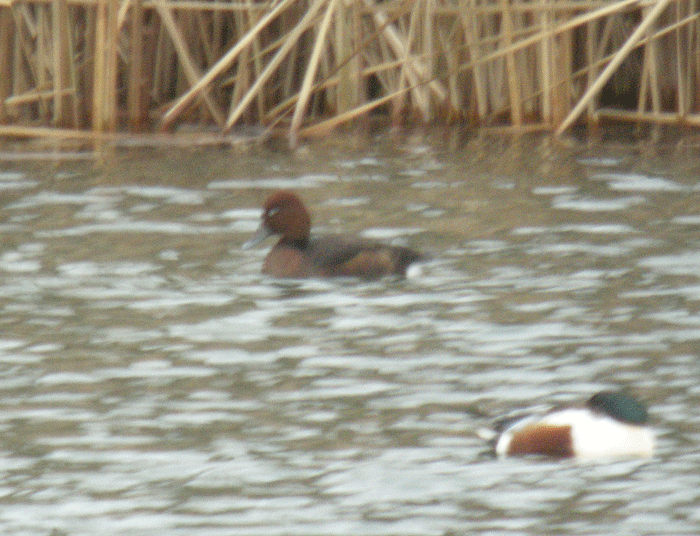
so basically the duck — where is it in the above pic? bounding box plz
[243,190,425,279]
[493,391,654,459]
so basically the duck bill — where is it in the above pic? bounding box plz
[243,222,272,249]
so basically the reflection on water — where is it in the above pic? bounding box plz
[0,130,699,535]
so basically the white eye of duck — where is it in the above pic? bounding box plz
[267,207,280,217]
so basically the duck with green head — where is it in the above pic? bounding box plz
[494,391,654,459]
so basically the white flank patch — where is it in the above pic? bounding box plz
[542,409,653,458]
[496,409,654,459]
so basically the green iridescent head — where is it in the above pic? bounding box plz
[587,391,649,425]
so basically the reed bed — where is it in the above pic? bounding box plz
[0,0,698,141]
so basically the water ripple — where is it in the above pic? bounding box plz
[0,135,698,535]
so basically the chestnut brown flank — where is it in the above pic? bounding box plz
[328,250,394,279]
[507,424,574,457]
[263,246,312,278]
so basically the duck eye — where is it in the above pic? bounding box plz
[267,207,280,218]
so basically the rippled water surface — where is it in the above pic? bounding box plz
[1,129,699,535]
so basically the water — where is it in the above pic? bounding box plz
[0,128,699,535]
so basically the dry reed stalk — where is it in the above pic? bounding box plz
[364,0,446,119]
[482,123,552,133]
[117,0,132,28]
[5,87,76,107]
[193,12,211,64]
[556,0,674,134]
[637,28,660,114]
[7,6,33,120]
[459,0,642,77]
[405,0,430,118]
[1,0,698,137]
[224,0,326,130]
[570,10,698,89]
[141,1,269,13]
[436,14,464,114]
[92,0,119,131]
[585,19,595,119]
[0,7,12,122]
[0,124,114,140]
[151,20,168,104]
[262,59,368,125]
[105,0,120,131]
[223,8,246,119]
[92,0,106,131]
[673,0,697,116]
[674,1,686,115]
[246,0,268,122]
[298,84,414,137]
[17,4,36,38]
[441,1,609,17]
[162,0,297,128]
[281,24,300,103]
[289,0,338,145]
[154,0,225,125]
[644,2,663,114]
[277,2,303,101]
[331,5,345,114]
[52,0,73,127]
[36,6,49,120]
[554,26,573,124]
[462,0,488,118]
[128,0,146,129]
[421,0,435,107]
[684,1,698,113]
[539,0,553,122]
[595,11,614,61]
[105,0,119,130]
[596,108,700,126]
[332,3,362,116]
[499,0,522,125]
